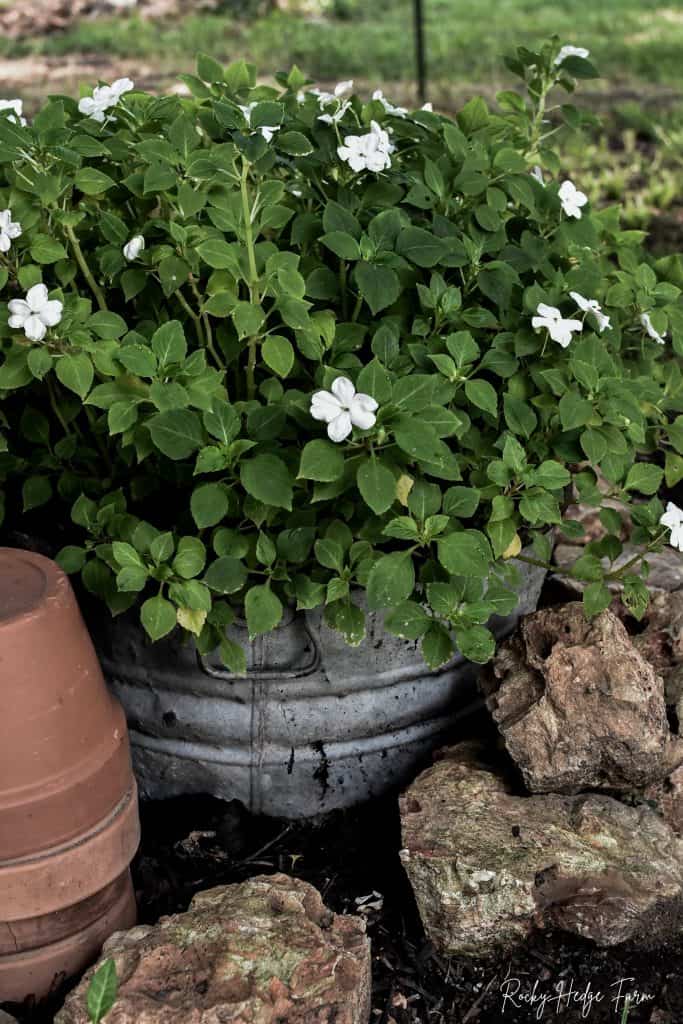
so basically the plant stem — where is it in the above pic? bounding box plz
[240,158,260,401]
[65,223,108,311]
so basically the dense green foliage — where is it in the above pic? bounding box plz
[0,41,682,670]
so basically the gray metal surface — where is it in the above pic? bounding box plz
[95,555,547,817]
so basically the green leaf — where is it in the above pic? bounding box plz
[197,238,241,272]
[87,959,118,1024]
[355,262,400,314]
[583,582,612,617]
[30,234,68,264]
[396,227,447,267]
[465,378,498,417]
[22,475,52,512]
[245,584,283,639]
[56,352,94,399]
[151,320,186,366]
[89,311,127,340]
[443,486,480,518]
[262,335,294,377]
[320,231,361,261]
[240,454,293,510]
[385,600,431,640]
[141,596,177,641]
[357,459,396,514]
[624,463,664,496]
[421,621,454,669]
[393,416,445,462]
[74,167,115,194]
[173,537,206,579]
[457,625,495,663]
[191,482,229,528]
[438,530,491,577]
[205,556,248,594]
[299,439,344,482]
[56,545,87,574]
[148,410,204,460]
[366,552,415,611]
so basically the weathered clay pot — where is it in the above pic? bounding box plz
[0,548,140,1004]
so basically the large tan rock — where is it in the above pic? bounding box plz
[56,874,371,1024]
[631,590,683,708]
[399,746,683,957]
[481,603,682,793]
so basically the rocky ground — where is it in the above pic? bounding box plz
[5,517,683,1022]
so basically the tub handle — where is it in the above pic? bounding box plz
[196,622,322,681]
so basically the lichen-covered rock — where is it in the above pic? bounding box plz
[55,874,370,1024]
[480,602,682,793]
[399,746,683,957]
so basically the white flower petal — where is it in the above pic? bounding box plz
[353,392,379,413]
[23,314,47,342]
[8,313,27,330]
[0,234,10,253]
[8,299,30,319]
[349,403,377,431]
[536,303,561,320]
[310,390,343,422]
[26,284,49,312]
[327,411,353,442]
[331,377,356,406]
[40,300,63,327]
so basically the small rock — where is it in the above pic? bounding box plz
[400,746,683,956]
[0,1011,19,1024]
[644,764,683,835]
[481,603,682,793]
[56,874,370,1024]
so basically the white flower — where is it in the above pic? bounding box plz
[8,283,63,343]
[569,291,611,333]
[318,100,351,125]
[555,45,590,67]
[312,80,354,107]
[123,234,145,261]
[0,209,22,253]
[338,120,393,173]
[372,89,407,118]
[530,165,545,185]
[420,102,433,112]
[239,102,280,142]
[296,90,306,104]
[78,78,134,122]
[0,99,27,127]
[641,311,666,345]
[558,179,588,219]
[660,502,683,552]
[531,303,583,348]
[310,376,378,442]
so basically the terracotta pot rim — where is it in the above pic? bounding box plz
[0,547,59,627]
[1,782,140,920]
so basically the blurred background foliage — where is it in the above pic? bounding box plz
[1,0,683,249]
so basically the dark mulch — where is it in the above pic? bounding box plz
[5,770,683,1024]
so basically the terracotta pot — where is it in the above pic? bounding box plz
[0,548,140,1004]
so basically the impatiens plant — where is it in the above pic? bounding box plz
[0,39,682,672]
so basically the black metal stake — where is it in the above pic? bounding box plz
[413,0,427,105]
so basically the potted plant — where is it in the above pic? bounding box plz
[0,40,681,815]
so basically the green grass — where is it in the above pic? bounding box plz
[5,0,683,97]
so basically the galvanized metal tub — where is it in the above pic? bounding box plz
[94,555,547,818]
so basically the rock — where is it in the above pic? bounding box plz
[554,543,683,595]
[644,765,683,836]
[630,590,683,707]
[56,874,370,1024]
[481,603,682,793]
[399,746,683,956]
[0,1012,19,1024]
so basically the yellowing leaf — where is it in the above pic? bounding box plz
[502,533,522,559]
[396,474,414,507]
